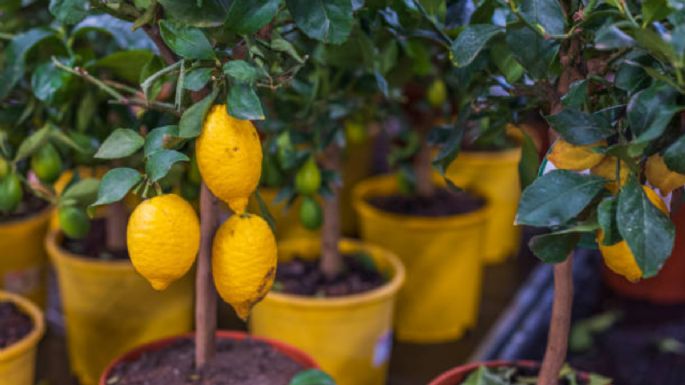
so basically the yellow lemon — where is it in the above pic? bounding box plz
[597,186,668,282]
[548,139,606,171]
[127,194,200,290]
[212,213,277,320]
[645,154,685,195]
[590,156,630,193]
[196,105,262,213]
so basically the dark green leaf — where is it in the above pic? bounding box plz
[227,83,265,120]
[94,128,145,159]
[519,129,540,189]
[288,369,336,385]
[74,15,157,51]
[517,170,606,227]
[49,0,88,24]
[530,232,579,263]
[545,108,614,145]
[664,134,685,173]
[144,125,180,157]
[0,28,55,100]
[642,0,670,25]
[254,189,276,232]
[632,28,677,62]
[157,0,230,27]
[518,0,566,35]
[271,37,306,63]
[223,60,264,83]
[94,50,154,84]
[184,68,213,91]
[178,88,219,138]
[450,24,503,67]
[92,168,142,206]
[617,177,675,277]
[594,25,635,50]
[286,0,354,44]
[489,41,524,83]
[60,178,99,206]
[146,150,190,182]
[225,0,281,34]
[597,197,622,245]
[31,61,71,103]
[627,82,681,143]
[505,25,558,80]
[14,125,51,162]
[433,124,464,175]
[562,80,588,108]
[159,20,215,60]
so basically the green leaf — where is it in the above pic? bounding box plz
[14,125,51,162]
[461,366,507,385]
[594,25,635,50]
[597,197,622,245]
[60,178,99,206]
[146,150,189,182]
[545,108,614,145]
[31,61,71,103]
[627,82,681,143]
[178,88,218,138]
[517,170,606,227]
[94,50,154,84]
[433,123,464,175]
[223,60,264,83]
[664,134,685,173]
[618,177,675,277]
[530,232,579,263]
[227,83,265,120]
[49,0,88,24]
[92,168,142,207]
[561,80,588,108]
[519,129,540,190]
[518,0,566,35]
[505,25,558,80]
[489,41,524,83]
[225,0,281,34]
[642,0,670,25]
[286,0,354,44]
[632,28,677,63]
[0,28,56,100]
[450,24,503,68]
[159,20,216,60]
[94,128,145,159]
[157,0,230,28]
[288,369,336,385]
[144,125,180,157]
[184,68,213,91]
[271,37,306,64]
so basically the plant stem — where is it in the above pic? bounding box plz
[106,201,128,252]
[414,138,435,198]
[320,144,343,280]
[537,254,574,385]
[195,182,218,367]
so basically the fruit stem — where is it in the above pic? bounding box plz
[320,144,343,280]
[537,253,574,385]
[106,201,128,252]
[195,182,219,367]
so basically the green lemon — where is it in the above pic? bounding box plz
[345,120,367,144]
[31,143,62,184]
[0,158,9,179]
[427,79,447,108]
[0,173,23,212]
[299,196,322,230]
[58,206,90,239]
[295,157,321,196]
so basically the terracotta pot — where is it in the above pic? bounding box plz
[99,331,319,385]
[428,360,596,385]
[603,204,685,303]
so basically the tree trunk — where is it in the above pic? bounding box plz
[106,201,127,252]
[320,144,343,280]
[537,254,574,385]
[414,138,435,198]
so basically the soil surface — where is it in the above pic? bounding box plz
[0,301,33,348]
[107,337,303,385]
[368,188,484,217]
[61,218,128,260]
[0,193,49,223]
[275,253,386,297]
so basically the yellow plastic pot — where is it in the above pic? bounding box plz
[0,291,45,385]
[0,207,51,308]
[46,230,193,385]
[250,187,319,240]
[446,147,522,264]
[353,175,488,343]
[249,238,405,385]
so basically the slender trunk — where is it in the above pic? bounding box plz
[414,138,435,198]
[537,254,574,385]
[320,144,343,280]
[105,201,127,252]
[195,183,218,367]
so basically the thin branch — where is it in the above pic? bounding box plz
[108,99,182,117]
[52,57,125,101]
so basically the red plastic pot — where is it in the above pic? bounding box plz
[99,330,319,385]
[603,204,685,304]
[428,360,597,385]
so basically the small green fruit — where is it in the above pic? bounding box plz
[299,196,322,230]
[345,120,367,144]
[58,206,90,239]
[31,143,62,184]
[0,173,23,212]
[0,158,9,178]
[295,157,321,196]
[427,79,447,108]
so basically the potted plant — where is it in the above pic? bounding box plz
[0,290,45,385]
[430,0,685,381]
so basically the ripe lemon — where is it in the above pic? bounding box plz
[548,139,606,171]
[295,157,321,195]
[127,194,200,290]
[212,213,277,320]
[596,186,668,282]
[196,105,262,213]
[590,156,629,193]
[645,154,685,195]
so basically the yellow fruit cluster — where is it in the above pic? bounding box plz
[127,105,277,320]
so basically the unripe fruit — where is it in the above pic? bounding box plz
[31,143,62,184]
[299,196,322,230]
[0,173,22,212]
[427,79,447,108]
[295,157,321,196]
[58,206,91,239]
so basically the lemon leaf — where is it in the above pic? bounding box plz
[92,168,142,207]
[146,150,189,182]
[95,128,144,159]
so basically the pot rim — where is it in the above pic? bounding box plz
[98,330,319,385]
[0,290,45,361]
[0,203,52,228]
[45,229,133,270]
[428,360,598,385]
[262,238,405,308]
[352,174,490,228]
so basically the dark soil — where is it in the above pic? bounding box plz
[0,301,33,348]
[106,337,304,385]
[368,188,484,217]
[275,253,386,297]
[462,365,592,385]
[0,193,49,223]
[61,218,128,260]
